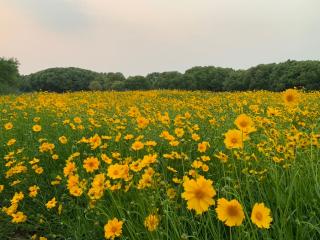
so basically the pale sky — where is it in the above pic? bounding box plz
[1,0,319,75]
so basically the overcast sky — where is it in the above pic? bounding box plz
[1,0,319,76]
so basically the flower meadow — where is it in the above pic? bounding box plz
[0,89,319,240]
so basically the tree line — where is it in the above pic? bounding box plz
[1,57,320,94]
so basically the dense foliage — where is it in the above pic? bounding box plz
[20,67,100,93]
[0,57,20,94]
[0,90,319,239]
[1,58,320,93]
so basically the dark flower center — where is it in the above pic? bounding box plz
[227,205,239,217]
[255,211,263,221]
[194,189,205,199]
[231,138,238,144]
[286,95,294,102]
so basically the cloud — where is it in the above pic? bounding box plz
[7,0,90,32]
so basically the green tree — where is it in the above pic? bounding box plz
[110,81,126,91]
[246,64,276,90]
[223,70,248,91]
[184,66,233,91]
[89,80,103,91]
[26,67,99,92]
[124,76,151,90]
[0,57,20,94]
[147,71,183,89]
[101,72,126,90]
[16,59,320,93]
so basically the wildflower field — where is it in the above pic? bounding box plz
[0,90,319,240]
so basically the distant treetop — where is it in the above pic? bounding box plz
[1,59,319,94]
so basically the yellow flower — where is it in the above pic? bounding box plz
[137,173,153,189]
[0,185,4,192]
[29,185,40,198]
[87,109,95,115]
[192,133,200,141]
[172,177,182,184]
[4,122,13,130]
[10,180,21,186]
[145,141,157,147]
[33,117,41,122]
[11,192,24,204]
[234,114,256,133]
[214,151,228,163]
[201,156,210,162]
[83,157,100,173]
[64,162,76,177]
[141,154,157,166]
[11,211,27,223]
[136,116,150,129]
[124,134,134,140]
[209,118,217,125]
[29,157,40,165]
[251,203,273,229]
[169,140,179,146]
[7,138,16,146]
[104,218,123,239]
[202,164,209,172]
[167,166,177,173]
[73,117,82,123]
[3,203,18,216]
[46,197,57,209]
[224,129,246,149]
[101,154,112,164]
[67,176,83,197]
[131,141,144,151]
[35,166,44,174]
[166,188,176,199]
[107,164,129,180]
[267,107,281,117]
[198,141,210,153]
[39,142,55,153]
[181,176,216,214]
[32,124,42,132]
[192,160,202,169]
[175,128,185,138]
[215,198,245,227]
[144,214,160,232]
[283,88,300,106]
[88,134,102,150]
[112,152,121,159]
[59,136,68,144]
[51,175,62,185]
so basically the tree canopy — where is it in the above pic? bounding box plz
[1,58,319,94]
[0,57,20,94]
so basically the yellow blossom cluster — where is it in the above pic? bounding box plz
[0,89,319,239]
